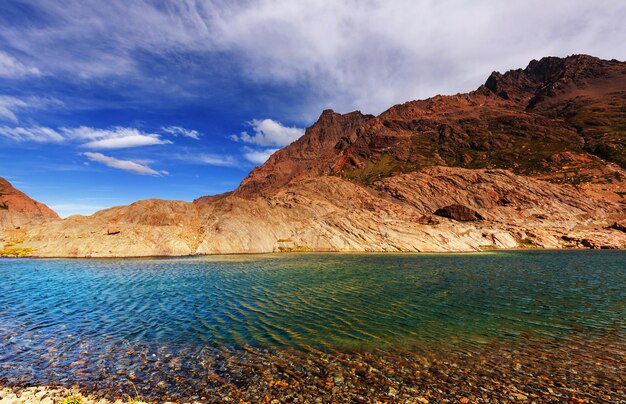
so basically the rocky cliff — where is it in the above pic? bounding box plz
[2,55,626,257]
[0,177,59,230]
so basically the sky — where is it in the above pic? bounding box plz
[1,1,625,217]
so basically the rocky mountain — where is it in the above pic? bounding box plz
[2,54,626,257]
[0,177,59,230]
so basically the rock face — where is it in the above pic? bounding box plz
[434,205,483,222]
[0,177,59,230]
[610,222,626,233]
[3,54,626,257]
[235,110,373,198]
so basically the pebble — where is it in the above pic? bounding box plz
[1,336,623,403]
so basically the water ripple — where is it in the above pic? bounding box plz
[0,251,624,396]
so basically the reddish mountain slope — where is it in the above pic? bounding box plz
[235,55,625,193]
[0,177,59,230]
[5,55,626,257]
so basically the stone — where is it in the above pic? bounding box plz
[4,55,626,257]
[433,204,483,222]
[609,221,626,233]
[106,227,121,235]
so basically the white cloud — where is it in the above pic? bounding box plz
[175,153,238,167]
[83,152,166,176]
[2,1,625,116]
[64,126,172,149]
[0,51,40,78]
[0,95,59,123]
[231,119,304,147]
[242,147,278,165]
[161,126,201,140]
[0,125,64,142]
[230,119,301,165]
[0,124,174,149]
[0,97,27,122]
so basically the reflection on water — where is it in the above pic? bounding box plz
[0,251,624,401]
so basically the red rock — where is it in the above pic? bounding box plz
[6,55,626,257]
[434,205,483,222]
[107,227,121,235]
[610,222,626,233]
[0,177,60,230]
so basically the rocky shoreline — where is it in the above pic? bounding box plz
[0,386,118,404]
[1,336,624,403]
[1,245,625,259]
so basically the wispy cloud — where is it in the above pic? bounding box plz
[83,152,166,176]
[65,126,172,149]
[175,153,238,167]
[0,95,60,123]
[242,146,278,165]
[0,97,28,123]
[0,125,64,142]
[161,125,201,140]
[0,51,40,78]
[2,1,625,116]
[0,125,173,149]
[231,119,303,147]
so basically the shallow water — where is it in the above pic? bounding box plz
[0,250,624,401]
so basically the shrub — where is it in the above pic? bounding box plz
[60,397,83,404]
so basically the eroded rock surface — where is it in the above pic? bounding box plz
[3,55,626,257]
[0,177,59,230]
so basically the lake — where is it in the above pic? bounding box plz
[0,251,624,402]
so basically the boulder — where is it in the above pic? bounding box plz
[609,221,626,233]
[434,204,483,222]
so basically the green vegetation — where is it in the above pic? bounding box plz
[478,244,497,250]
[3,236,26,247]
[517,238,537,248]
[343,153,419,184]
[0,247,33,257]
[569,102,626,169]
[278,245,311,252]
[277,238,293,243]
[60,397,83,404]
[340,116,598,186]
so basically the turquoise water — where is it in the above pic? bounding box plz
[0,250,624,399]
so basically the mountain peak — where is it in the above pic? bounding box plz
[234,109,373,198]
[484,54,623,104]
[0,177,60,230]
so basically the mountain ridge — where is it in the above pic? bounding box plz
[2,54,626,257]
[0,177,59,230]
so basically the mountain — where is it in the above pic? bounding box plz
[1,177,60,254]
[238,55,626,196]
[2,55,626,257]
[0,177,59,229]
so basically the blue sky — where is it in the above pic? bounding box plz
[1,1,625,217]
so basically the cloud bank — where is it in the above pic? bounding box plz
[1,0,625,117]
